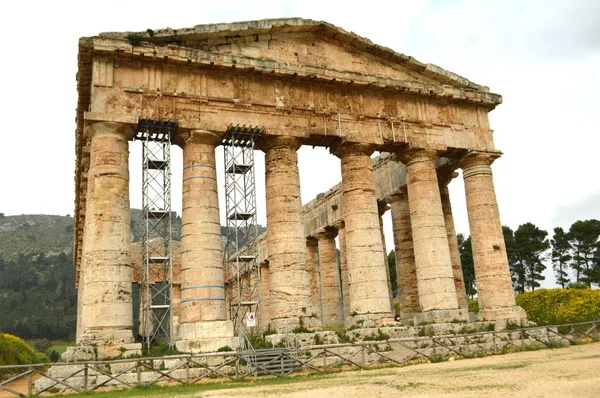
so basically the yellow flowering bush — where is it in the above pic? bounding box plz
[516,288,600,326]
[0,333,42,375]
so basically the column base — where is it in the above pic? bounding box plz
[477,306,529,326]
[74,329,139,360]
[62,342,141,362]
[344,313,390,329]
[175,320,239,353]
[270,316,323,333]
[413,308,469,326]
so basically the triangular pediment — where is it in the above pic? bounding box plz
[95,18,491,95]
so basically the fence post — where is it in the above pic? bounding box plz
[361,347,366,368]
[28,367,33,396]
[136,361,141,385]
[83,364,88,393]
[186,357,190,384]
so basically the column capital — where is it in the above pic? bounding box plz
[395,147,438,166]
[306,237,319,247]
[333,220,345,230]
[175,129,221,147]
[316,227,338,240]
[387,187,408,203]
[437,169,460,187]
[259,136,302,152]
[459,151,501,169]
[330,142,375,159]
[84,121,136,141]
[377,201,390,216]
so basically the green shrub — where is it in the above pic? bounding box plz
[468,299,479,313]
[516,288,600,326]
[0,333,42,375]
[33,339,52,353]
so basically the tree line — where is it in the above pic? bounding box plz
[458,219,600,297]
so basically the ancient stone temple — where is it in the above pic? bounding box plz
[72,18,526,359]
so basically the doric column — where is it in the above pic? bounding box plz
[388,190,420,317]
[332,143,392,327]
[177,130,235,351]
[305,238,322,322]
[397,148,467,324]
[378,202,394,308]
[263,137,313,332]
[78,122,137,358]
[259,262,271,331]
[438,170,469,310]
[460,152,526,322]
[337,222,351,320]
[316,228,344,328]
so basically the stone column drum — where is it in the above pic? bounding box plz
[259,263,271,331]
[460,152,526,322]
[177,130,235,351]
[77,122,139,359]
[263,137,313,332]
[438,170,469,310]
[337,222,351,320]
[316,229,344,328]
[332,143,392,327]
[388,190,421,317]
[305,238,322,322]
[398,148,467,325]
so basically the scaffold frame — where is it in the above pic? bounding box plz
[223,124,264,339]
[135,118,177,350]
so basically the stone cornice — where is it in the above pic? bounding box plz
[93,18,494,95]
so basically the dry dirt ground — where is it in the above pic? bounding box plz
[174,342,600,398]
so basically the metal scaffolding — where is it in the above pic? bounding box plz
[135,118,177,349]
[223,124,263,338]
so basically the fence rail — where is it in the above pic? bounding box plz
[1,321,598,397]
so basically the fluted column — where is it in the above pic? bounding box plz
[177,130,235,350]
[332,143,392,327]
[305,238,322,321]
[337,222,351,320]
[398,148,467,324]
[460,152,526,322]
[438,170,468,310]
[78,122,136,358]
[317,229,344,328]
[388,190,420,317]
[263,137,313,332]
[259,263,271,331]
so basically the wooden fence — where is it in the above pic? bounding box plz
[0,320,598,397]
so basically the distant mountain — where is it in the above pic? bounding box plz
[0,214,74,261]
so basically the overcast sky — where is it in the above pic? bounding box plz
[1,1,598,287]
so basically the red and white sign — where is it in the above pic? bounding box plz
[246,312,256,327]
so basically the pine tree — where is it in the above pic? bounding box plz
[550,227,571,288]
[457,233,476,299]
[568,219,600,286]
[503,226,525,294]
[514,223,550,291]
